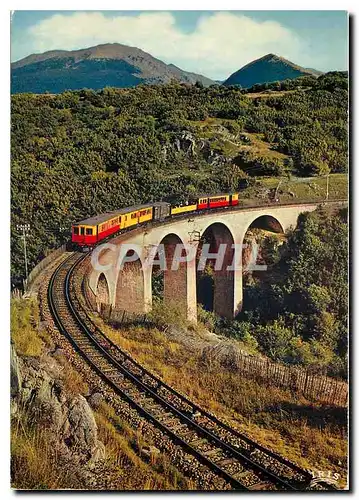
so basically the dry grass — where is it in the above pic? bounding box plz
[242,173,348,204]
[97,320,347,488]
[11,297,53,356]
[53,351,90,396]
[11,406,80,489]
[94,401,193,490]
[245,90,298,99]
[239,132,289,161]
[269,174,348,202]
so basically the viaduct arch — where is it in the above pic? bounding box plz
[115,249,145,313]
[96,273,110,310]
[87,202,340,322]
[196,222,235,318]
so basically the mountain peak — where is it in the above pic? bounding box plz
[224,54,322,88]
[261,53,279,60]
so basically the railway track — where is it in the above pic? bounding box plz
[48,252,334,491]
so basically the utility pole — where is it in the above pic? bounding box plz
[274,179,282,202]
[16,223,30,285]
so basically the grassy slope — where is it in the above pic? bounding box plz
[190,117,289,162]
[245,173,348,203]
[93,320,347,488]
[245,90,300,99]
[188,117,348,201]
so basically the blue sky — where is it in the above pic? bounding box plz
[11,10,348,80]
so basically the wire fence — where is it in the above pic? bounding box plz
[202,344,348,408]
[82,282,348,408]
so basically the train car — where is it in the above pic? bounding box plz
[171,203,197,216]
[121,202,171,228]
[72,202,171,248]
[71,193,241,248]
[208,194,230,209]
[153,202,171,220]
[171,193,240,216]
[197,193,239,211]
[197,196,209,210]
[121,205,153,230]
[72,211,121,247]
[231,193,239,206]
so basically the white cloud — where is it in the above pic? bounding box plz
[27,11,309,80]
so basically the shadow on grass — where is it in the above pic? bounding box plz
[264,401,347,429]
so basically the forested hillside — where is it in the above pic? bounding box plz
[209,207,348,377]
[11,71,348,285]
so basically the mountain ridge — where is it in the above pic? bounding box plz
[11,45,324,94]
[11,43,214,94]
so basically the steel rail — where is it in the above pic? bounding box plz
[72,275,314,483]
[48,253,249,490]
[47,253,310,491]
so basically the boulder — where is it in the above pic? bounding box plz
[18,356,65,432]
[87,392,104,410]
[141,445,160,460]
[65,395,99,459]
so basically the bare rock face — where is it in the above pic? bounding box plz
[175,130,197,156]
[10,348,105,466]
[19,356,66,432]
[141,445,160,460]
[65,395,100,460]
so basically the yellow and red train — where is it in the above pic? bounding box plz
[72,193,239,248]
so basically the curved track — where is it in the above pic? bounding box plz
[48,252,335,491]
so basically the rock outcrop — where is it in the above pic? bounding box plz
[11,348,105,467]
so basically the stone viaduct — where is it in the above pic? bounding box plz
[86,202,342,322]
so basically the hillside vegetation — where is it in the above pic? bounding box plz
[11,71,348,285]
[199,206,348,378]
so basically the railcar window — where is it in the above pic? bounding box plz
[80,227,85,235]
[210,196,226,202]
[86,228,93,235]
[73,227,79,235]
